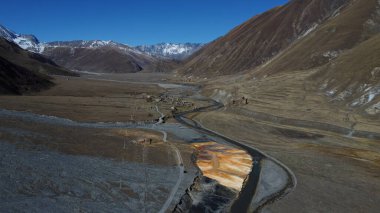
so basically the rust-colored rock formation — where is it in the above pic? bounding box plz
[193,142,252,191]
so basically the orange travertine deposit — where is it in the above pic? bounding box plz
[193,142,253,191]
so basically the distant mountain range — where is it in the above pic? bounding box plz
[0,24,202,63]
[135,43,204,59]
[0,24,202,73]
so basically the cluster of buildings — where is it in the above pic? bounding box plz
[145,94,195,110]
[231,96,249,106]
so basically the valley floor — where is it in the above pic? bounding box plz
[1,72,378,212]
[0,73,199,212]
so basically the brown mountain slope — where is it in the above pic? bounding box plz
[188,0,379,115]
[41,41,178,73]
[0,56,53,94]
[255,0,379,76]
[198,0,380,120]
[178,0,349,76]
[0,38,75,76]
[310,33,380,116]
[43,46,145,73]
[188,0,380,212]
[248,0,380,115]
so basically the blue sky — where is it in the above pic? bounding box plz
[0,0,288,46]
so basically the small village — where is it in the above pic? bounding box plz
[144,94,196,113]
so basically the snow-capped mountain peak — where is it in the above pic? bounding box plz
[0,24,17,40]
[13,35,41,51]
[135,43,204,59]
[0,24,43,53]
[44,40,147,56]
[45,40,133,50]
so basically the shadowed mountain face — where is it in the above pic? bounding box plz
[0,38,75,77]
[43,46,138,73]
[178,0,349,76]
[0,56,53,94]
[0,57,53,94]
[0,37,77,94]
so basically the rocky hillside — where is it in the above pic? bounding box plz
[253,0,380,116]
[178,0,349,76]
[180,0,380,117]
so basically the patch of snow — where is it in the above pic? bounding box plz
[351,85,380,106]
[366,101,380,115]
[336,89,352,101]
[38,43,46,53]
[13,37,38,50]
[369,89,379,102]
[358,84,369,92]
[299,23,319,38]
[11,35,43,53]
[211,89,233,104]
[319,80,329,90]
[322,50,340,60]
[88,40,112,48]
[326,89,337,97]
